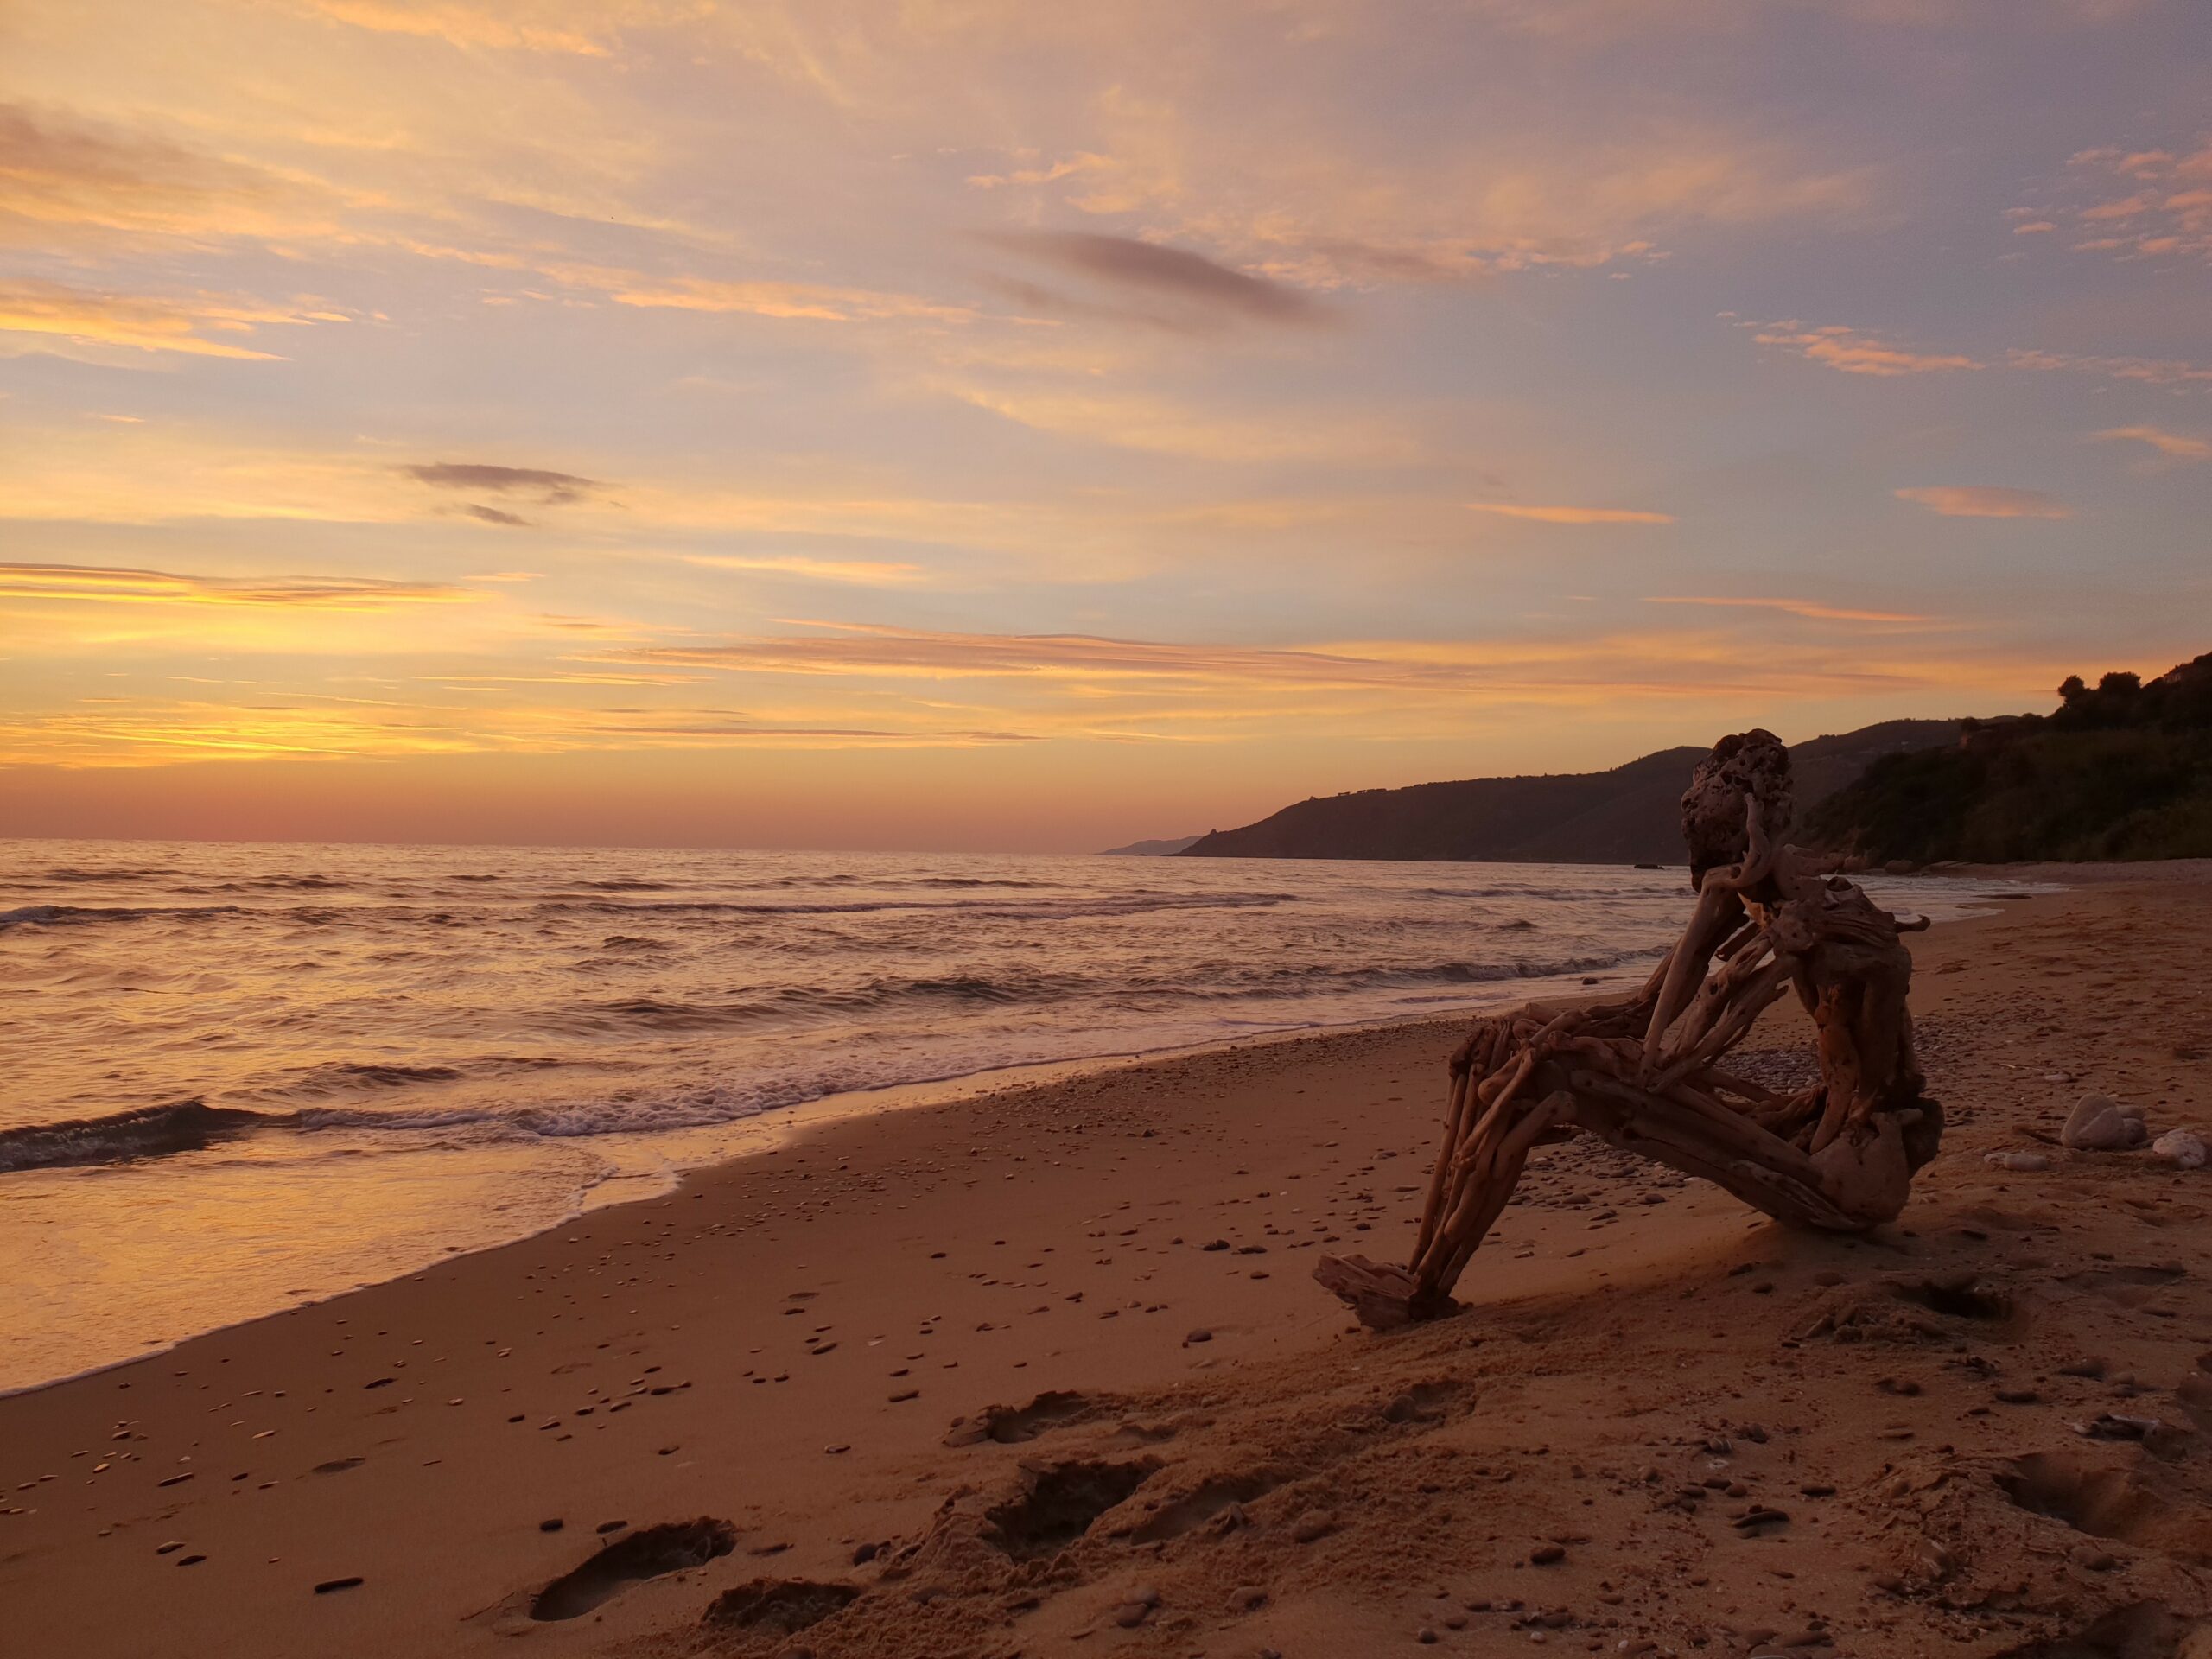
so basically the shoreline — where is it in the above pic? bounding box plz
[0,865,2035,1399]
[4,876,2207,1658]
[0,965,1656,1404]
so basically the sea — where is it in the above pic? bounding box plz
[0,840,2033,1392]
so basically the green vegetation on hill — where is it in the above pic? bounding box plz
[1807,653,2212,863]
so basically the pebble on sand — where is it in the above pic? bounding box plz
[2062,1094,2149,1151]
[2152,1128,2208,1169]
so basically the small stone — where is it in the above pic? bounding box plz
[314,1575,364,1594]
[851,1541,880,1565]
[1230,1585,1268,1611]
[1292,1508,1338,1543]
[1529,1543,1566,1564]
[1114,1600,1151,1628]
[2152,1129,2208,1170]
[1994,1386,2040,1405]
[2069,1543,2119,1572]
[1185,1329,1212,1345]
[2063,1095,2148,1152]
[1985,1150,2052,1173]
[1418,1630,1440,1644]
[538,1518,563,1533]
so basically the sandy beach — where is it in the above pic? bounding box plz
[3,874,2209,1658]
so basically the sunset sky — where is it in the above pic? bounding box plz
[3,0,2208,849]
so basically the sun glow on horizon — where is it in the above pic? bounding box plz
[2,0,2205,847]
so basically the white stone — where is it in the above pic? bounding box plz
[1985,1150,2052,1173]
[2151,1130,2207,1170]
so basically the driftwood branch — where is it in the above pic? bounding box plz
[1317,729,1942,1331]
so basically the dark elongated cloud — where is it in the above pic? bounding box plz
[463,504,531,527]
[402,462,602,504]
[983,232,1322,327]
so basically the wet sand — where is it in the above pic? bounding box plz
[3,878,2209,1658]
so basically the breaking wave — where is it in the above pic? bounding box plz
[0,1100,276,1173]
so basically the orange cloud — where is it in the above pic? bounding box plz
[1643,595,1930,624]
[1466,502,1674,525]
[1894,486,2071,519]
[0,279,332,360]
[2006,347,2212,385]
[600,274,972,324]
[0,101,357,247]
[2053,138,2212,264]
[938,384,1425,464]
[1751,322,1980,376]
[684,554,926,584]
[0,560,471,608]
[2094,424,2212,461]
[295,0,619,54]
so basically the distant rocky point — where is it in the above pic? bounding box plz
[1098,834,1205,857]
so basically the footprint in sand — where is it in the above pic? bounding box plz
[942,1389,1104,1447]
[525,1518,737,1622]
[982,1459,1161,1560]
[702,1578,860,1638]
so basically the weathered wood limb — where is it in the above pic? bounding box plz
[1313,1255,1440,1331]
[1315,728,1942,1334]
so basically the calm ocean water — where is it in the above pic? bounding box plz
[0,840,2028,1390]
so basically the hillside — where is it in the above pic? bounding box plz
[1179,718,1963,864]
[1807,653,2212,863]
[1100,834,1204,856]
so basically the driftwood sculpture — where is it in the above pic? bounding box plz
[1317,730,1942,1331]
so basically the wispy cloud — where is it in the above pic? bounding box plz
[0,560,469,608]
[0,279,333,361]
[402,462,605,505]
[1643,594,1930,623]
[2045,138,2212,264]
[1894,486,2072,518]
[982,231,1325,329]
[287,0,621,55]
[1743,318,2212,389]
[938,384,1423,464]
[1750,321,1980,376]
[2094,423,2212,461]
[684,553,926,584]
[596,274,973,324]
[1466,501,1675,525]
[611,617,1994,702]
[0,101,352,247]
[2006,346,2212,385]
